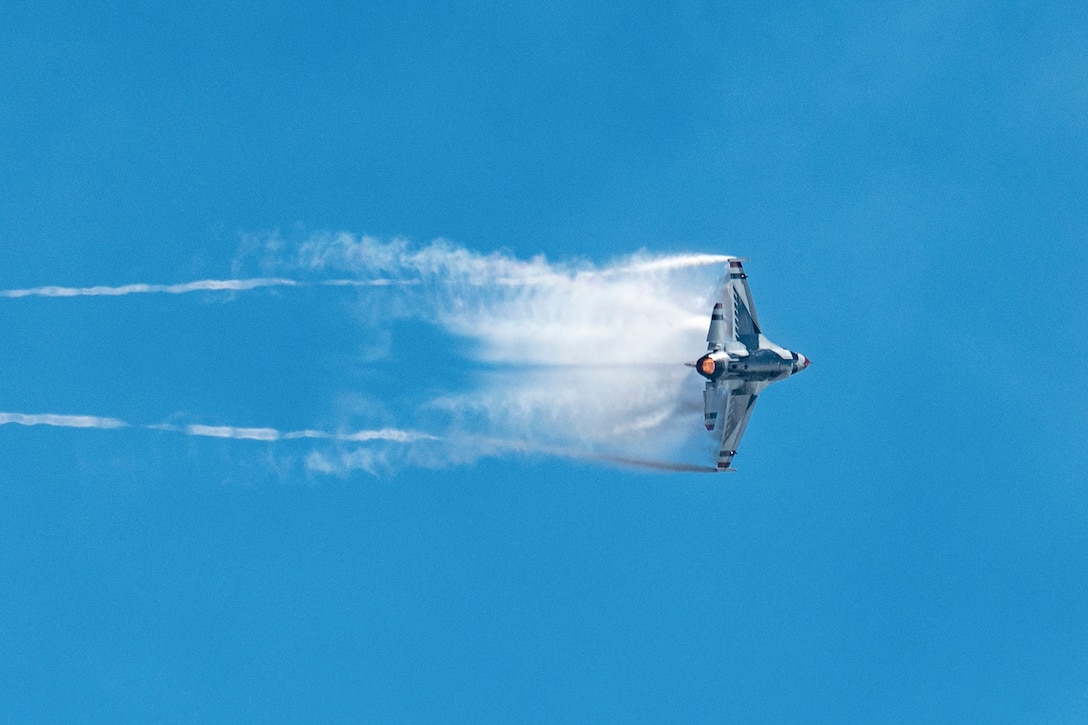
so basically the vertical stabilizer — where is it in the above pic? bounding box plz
[706,303,726,350]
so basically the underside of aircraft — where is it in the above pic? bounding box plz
[692,259,810,471]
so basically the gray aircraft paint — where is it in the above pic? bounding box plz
[693,259,809,471]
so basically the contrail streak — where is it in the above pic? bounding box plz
[1,411,432,445]
[236,234,738,473]
[0,249,731,300]
[604,253,738,276]
[0,277,413,299]
[4,235,739,473]
[0,412,128,429]
[149,423,437,443]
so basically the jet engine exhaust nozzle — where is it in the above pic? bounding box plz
[695,353,728,381]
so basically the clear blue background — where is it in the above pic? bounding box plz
[2,3,1087,721]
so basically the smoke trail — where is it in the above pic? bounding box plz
[585,454,719,474]
[427,435,720,474]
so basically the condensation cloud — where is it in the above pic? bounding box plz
[3,234,732,474]
[243,233,730,473]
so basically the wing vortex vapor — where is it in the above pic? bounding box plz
[0,277,412,299]
[1,412,431,446]
[0,412,129,429]
[149,423,437,444]
[3,234,737,474]
[251,233,736,473]
[0,278,301,298]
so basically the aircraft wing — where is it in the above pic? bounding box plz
[706,381,762,471]
[705,259,763,352]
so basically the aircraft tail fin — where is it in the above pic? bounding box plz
[706,302,727,350]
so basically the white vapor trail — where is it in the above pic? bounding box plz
[0,412,129,429]
[1,411,431,448]
[148,422,436,444]
[0,409,714,476]
[0,277,412,299]
[603,252,738,276]
[3,233,736,474]
[241,232,735,473]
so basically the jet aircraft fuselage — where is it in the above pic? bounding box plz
[693,259,809,470]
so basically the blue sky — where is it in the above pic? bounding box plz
[2,2,1087,721]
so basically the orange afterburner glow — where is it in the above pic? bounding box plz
[699,357,716,376]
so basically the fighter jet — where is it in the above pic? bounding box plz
[691,259,810,471]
